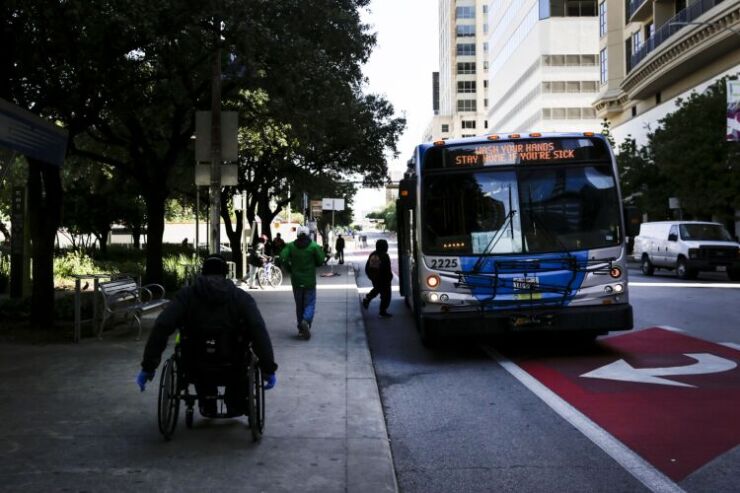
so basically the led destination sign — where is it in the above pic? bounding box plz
[423,137,610,170]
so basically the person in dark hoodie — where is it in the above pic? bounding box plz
[362,238,393,317]
[280,226,325,340]
[136,254,278,417]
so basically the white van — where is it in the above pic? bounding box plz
[632,221,740,280]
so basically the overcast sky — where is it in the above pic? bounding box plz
[354,0,439,219]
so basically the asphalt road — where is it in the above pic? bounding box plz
[354,232,739,493]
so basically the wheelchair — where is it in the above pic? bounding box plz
[156,335,265,442]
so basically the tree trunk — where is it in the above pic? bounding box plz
[143,191,166,284]
[97,227,110,255]
[26,159,63,328]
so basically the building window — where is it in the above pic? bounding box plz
[549,0,597,16]
[457,99,477,112]
[599,48,607,84]
[598,1,607,38]
[456,6,475,19]
[462,120,476,129]
[631,106,637,117]
[441,124,449,133]
[482,4,487,13]
[462,134,476,138]
[656,91,662,104]
[457,62,476,74]
[457,81,477,93]
[484,120,488,128]
[631,30,642,53]
[484,80,488,88]
[483,61,489,70]
[483,42,488,53]
[484,98,488,108]
[457,43,476,56]
[456,25,475,37]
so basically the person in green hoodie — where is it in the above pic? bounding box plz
[279,226,325,340]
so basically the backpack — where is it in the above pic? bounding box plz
[180,290,246,377]
[366,252,381,279]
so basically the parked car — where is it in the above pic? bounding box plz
[632,221,740,280]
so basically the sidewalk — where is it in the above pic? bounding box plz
[0,264,397,493]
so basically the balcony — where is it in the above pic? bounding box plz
[628,0,652,23]
[622,0,738,100]
[630,0,727,69]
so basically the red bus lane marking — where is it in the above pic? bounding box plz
[513,327,740,482]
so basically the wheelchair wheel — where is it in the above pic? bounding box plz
[247,363,265,442]
[268,266,283,287]
[157,356,180,440]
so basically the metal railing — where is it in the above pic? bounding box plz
[628,0,649,20]
[630,0,725,71]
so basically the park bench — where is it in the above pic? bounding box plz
[99,277,170,340]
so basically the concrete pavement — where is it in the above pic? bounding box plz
[0,260,397,492]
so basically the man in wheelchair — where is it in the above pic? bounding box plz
[136,255,278,418]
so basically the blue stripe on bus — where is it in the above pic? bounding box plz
[457,251,589,309]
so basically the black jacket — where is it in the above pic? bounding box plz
[141,275,277,375]
[365,245,392,284]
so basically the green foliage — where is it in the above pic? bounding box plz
[616,137,670,220]
[53,250,97,281]
[382,202,397,232]
[649,76,740,223]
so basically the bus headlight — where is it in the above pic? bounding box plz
[426,275,440,288]
[609,267,622,278]
[429,293,439,303]
[613,283,624,293]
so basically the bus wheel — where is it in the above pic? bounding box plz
[418,317,440,348]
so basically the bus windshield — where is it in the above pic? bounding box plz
[421,164,622,255]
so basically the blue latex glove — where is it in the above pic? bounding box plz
[136,370,155,392]
[263,373,277,390]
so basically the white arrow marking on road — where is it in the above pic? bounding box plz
[580,353,737,388]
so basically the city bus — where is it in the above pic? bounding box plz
[396,132,640,346]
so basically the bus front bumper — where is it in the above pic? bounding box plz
[421,303,633,335]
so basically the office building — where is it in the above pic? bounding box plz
[486,1,601,133]
[594,0,740,146]
[424,0,490,141]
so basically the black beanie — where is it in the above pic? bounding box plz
[202,255,228,276]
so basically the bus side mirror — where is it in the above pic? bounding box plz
[398,178,416,207]
[624,206,641,237]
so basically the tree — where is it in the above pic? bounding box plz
[615,137,670,220]
[649,77,740,229]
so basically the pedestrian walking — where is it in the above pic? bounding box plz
[279,226,325,339]
[272,233,286,266]
[362,239,393,317]
[335,234,345,264]
[247,237,267,289]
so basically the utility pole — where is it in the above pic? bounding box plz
[209,21,222,255]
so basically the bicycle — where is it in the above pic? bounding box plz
[256,256,283,288]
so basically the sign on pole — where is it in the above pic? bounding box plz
[727,80,740,142]
[195,164,238,186]
[195,111,238,161]
[310,200,323,218]
[321,198,345,211]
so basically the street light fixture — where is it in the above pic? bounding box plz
[669,20,740,38]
